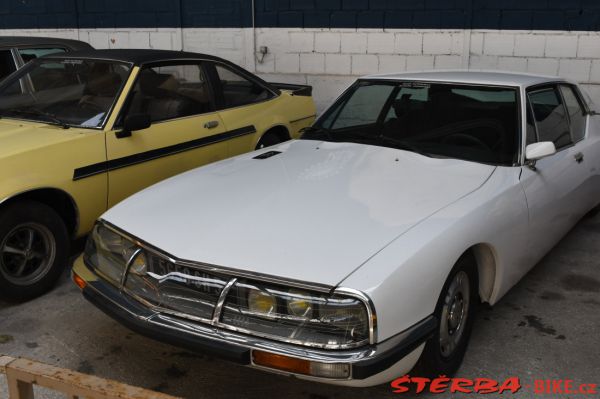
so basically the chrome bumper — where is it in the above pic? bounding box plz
[77,263,436,381]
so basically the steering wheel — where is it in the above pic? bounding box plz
[441,133,491,152]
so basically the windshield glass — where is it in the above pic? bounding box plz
[307,80,520,165]
[0,58,131,128]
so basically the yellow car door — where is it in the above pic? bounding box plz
[207,62,284,155]
[105,61,227,207]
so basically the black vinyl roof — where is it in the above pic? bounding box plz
[44,49,225,66]
[0,36,92,50]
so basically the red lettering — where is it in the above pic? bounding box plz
[563,380,574,394]
[534,380,546,394]
[498,377,521,394]
[474,378,499,394]
[588,384,598,394]
[450,378,474,393]
[412,377,430,394]
[552,380,564,394]
[390,375,411,393]
[429,376,450,394]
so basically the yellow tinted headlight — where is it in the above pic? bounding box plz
[248,290,276,315]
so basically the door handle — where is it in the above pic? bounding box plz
[204,120,219,129]
[574,152,584,163]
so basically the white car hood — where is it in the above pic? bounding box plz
[103,140,495,287]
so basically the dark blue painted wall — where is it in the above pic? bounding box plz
[0,0,599,31]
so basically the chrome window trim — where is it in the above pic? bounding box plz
[96,219,378,349]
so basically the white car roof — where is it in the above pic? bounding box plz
[363,70,569,88]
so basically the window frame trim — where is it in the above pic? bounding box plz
[114,59,219,127]
[208,61,277,111]
[526,83,580,153]
[557,83,588,145]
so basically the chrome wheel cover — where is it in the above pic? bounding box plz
[0,223,56,285]
[439,270,470,357]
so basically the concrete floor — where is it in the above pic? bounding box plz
[0,213,599,398]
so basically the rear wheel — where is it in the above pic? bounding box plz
[256,130,286,150]
[414,253,478,377]
[0,201,69,302]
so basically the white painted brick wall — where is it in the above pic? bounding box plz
[4,27,600,113]
[367,33,395,54]
[514,34,545,57]
[351,54,378,75]
[423,33,453,55]
[545,34,578,58]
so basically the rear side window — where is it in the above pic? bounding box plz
[528,87,572,149]
[18,48,65,63]
[214,64,272,108]
[560,85,586,142]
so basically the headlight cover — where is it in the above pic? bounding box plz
[84,223,137,285]
[220,279,371,349]
[84,222,375,349]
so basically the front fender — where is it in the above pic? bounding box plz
[340,167,528,342]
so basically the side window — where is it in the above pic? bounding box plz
[528,86,572,150]
[0,50,17,80]
[214,64,271,108]
[127,63,212,123]
[560,85,586,142]
[18,48,65,64]
[325,83,395,130]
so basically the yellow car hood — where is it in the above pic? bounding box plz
[0,119,85,158]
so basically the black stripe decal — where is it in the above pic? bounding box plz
[73,125,256,181]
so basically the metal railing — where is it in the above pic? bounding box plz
[0,355,180,399]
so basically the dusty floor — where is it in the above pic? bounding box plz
[0,213,599,398]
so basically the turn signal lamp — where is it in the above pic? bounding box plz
[252,350,350,379]
[72,272,86,290]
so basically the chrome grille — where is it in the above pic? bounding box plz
[124,252,229,321]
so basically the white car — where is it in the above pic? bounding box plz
[73,71,600,387]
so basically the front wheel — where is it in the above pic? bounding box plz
[0,201,69,302]
[414,254,478,377]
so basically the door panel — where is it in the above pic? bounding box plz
[521,85,589,262]
[210,63,276,155]
[106,114,227,206]
[106,62,227,206]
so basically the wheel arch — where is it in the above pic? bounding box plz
[255,124,291,149]
[0,188,79,239]
[464,243,498,304]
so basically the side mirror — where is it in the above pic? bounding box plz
[116,113,151,138]
[526,141,556,161]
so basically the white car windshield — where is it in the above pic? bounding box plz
[0,58,131,128]
[305,80,520,166]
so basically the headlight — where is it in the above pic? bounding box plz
[84,223,137,285]
[221,280,371,349]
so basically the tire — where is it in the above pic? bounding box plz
[414,253,478,377]
[0,201,70,302]
[256,131,285,150]
[586,203,599,218]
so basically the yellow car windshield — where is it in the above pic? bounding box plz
[0,58,131,129]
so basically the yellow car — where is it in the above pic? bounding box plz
[0,49,316,301]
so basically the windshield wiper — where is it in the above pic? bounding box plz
[3,107,70,129]
[300,125,334,141]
